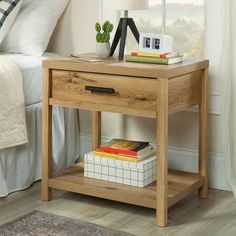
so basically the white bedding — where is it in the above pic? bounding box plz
[0,52,80,197]
[0,56,28,149]
[0,104,80,198]
[0,53,58,105]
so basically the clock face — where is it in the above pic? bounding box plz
[153,38,160,50]
[143,37,160,50]
[143,37,151,48]
[139,33,173,54]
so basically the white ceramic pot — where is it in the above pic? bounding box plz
[96,42,111,59]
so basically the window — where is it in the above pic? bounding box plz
[126,0,204,58]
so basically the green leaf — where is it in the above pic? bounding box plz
[95,22,101,32]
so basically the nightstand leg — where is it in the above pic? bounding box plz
[199,68,209,198]
[156,78,168,227]
[92,111,101,150]
[42,69,52,201]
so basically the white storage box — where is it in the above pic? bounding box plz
[84,152,157,187]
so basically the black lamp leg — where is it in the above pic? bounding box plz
[110,20,122,57]
[119,18,128,61]
[110,17,140,60]
[128,18,140,43]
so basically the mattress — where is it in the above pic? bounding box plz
[0,52,58,106]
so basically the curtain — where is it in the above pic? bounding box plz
[223,0,236,197]
[206,0,236,196]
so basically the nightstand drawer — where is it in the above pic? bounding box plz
[51,70,157,111]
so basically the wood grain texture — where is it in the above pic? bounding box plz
[42,68,52,201]
[168,170,205,207]
[49,98,156,118]
[47,165,204,209]
[42,57,209,227]
[43,56,209,79]
[92,111,101,150]
[168,71,202,114]
[51,70,157,112]
[156,78,169,226]
[199,68,209,198]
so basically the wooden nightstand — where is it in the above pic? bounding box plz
[42,56,209,227]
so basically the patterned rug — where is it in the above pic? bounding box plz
[0,210,134,236]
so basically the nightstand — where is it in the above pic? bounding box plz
[42,56,209,227]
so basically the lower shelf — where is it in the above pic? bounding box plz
[48,166,204,209]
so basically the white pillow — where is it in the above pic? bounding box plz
[0,0,22,44]
[0,0,69,56]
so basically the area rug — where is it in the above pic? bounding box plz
[0,210,134,236]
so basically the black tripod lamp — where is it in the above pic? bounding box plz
[104,0,148,60]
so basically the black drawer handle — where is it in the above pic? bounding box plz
[85,86,115,94]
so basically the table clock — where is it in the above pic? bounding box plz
[139,33,173,54]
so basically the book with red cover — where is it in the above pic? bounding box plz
[99,139,151,157]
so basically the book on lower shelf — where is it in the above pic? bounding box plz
[94,148,156,162]
[99,138,151,157]
[82,138,157,187]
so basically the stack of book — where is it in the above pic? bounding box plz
[83,138,157,187]
[94,138,156,162]
[126,51,183,65]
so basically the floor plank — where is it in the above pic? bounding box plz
[0,182,235,236]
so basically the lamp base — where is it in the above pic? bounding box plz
[110,18,139,60]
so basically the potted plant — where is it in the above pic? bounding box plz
[95,21,113,58]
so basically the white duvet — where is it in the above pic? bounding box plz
[0,56,28,149]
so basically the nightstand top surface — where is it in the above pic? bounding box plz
[43,55,209,79]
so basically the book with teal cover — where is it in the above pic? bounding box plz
[126,55,183,65]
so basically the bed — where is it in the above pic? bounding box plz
[0,53,80,197]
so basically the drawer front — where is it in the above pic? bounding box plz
[51,70,157,111]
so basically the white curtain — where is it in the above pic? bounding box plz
[206,0,236,196]
[223,0,236,197]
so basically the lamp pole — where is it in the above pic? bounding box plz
[162,0,166,34]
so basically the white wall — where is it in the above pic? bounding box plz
[49,0,229,190]
[48,0,100,55]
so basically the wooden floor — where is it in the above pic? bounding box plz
[0,182,236,236]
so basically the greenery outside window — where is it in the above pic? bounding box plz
[126,0,204,58]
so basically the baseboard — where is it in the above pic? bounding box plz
[79,132,231,192]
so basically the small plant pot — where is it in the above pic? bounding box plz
[96,42,111,59]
